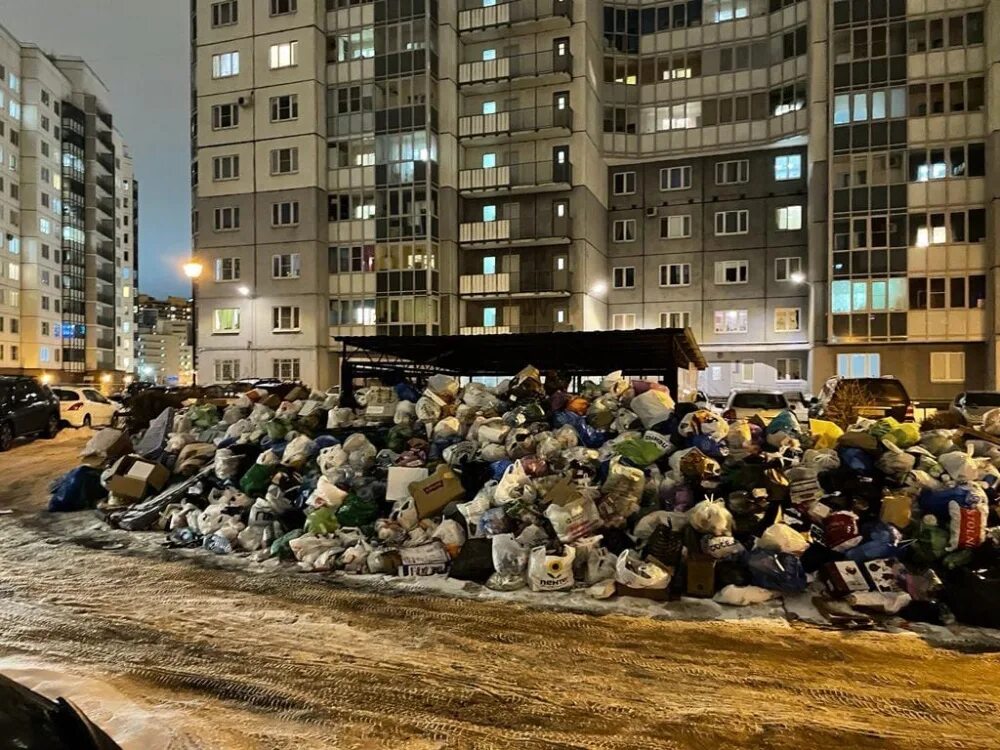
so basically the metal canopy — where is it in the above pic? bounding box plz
[334,329,707,378]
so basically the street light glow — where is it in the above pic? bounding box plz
[183,261,203,279]
[237,285,251,297]
[591,281,608,296]
[790,271,807,284]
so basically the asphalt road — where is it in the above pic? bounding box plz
[0,431,999,750]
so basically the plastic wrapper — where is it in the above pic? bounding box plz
[756,523,809,555]
[487,533,528,591]
[630,389,675,429]
[615,550,670,589]
[688,498,734,536]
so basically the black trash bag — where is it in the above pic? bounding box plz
[449,537,495,584]
[458,460,493,499]
[598,527,633,556]
[715,557,751,589]
[645,524,684,568]
[799,541,846,574]
[942,566,1000,629]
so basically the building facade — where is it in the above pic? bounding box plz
[0,22,137,384]
[137,318,194,385]
[190,0,998,402]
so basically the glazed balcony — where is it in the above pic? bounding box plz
[459,159,572,195]
[459,104,573,140]
[459,49,572,87]
[458,0,572,34]
[459,270,573,298]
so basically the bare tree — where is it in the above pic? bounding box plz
[824,380,875,429]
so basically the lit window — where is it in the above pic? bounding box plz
[213,308,241,333]
[774,308,801,332]
[272,253,301,278]
[774,154,802,180]
[39,218,50,234]
[482,101,496,114]
[930,352,965,383]
[482,205,497,222]
[611,313,637,330]
[714,309,748,334]
[482,48,497,61]
[211,52,240,79]
[776,205,803,231]
[215,257,241,281]
[482,152,496,168]
[483,307,497,327]
[482,256,496,274]
[269,42,299,70]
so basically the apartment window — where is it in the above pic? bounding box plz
[215,359,241,382]
[41,296,49,311]
[611,313,637,330]
[330,298,376,325]
[272,306,301,332]
[38,218,50,235]
[714,309,748,334]
[837,353,880,378]
[212,154,240,181]
[659,165,692,191]
[613,266,636,289]
[213,206,240,231]
[270,147,299,175]
[271,201,300,226]
[776,205,803,231]
[331,244,375,273]
[40,167,49,184]
[273,358,300,380]
[660,311,691,329]
[930,352,965,383]
[715,160,749,185]
[712,0,749,21]
[213,308,241,333]
[660,214,691,239]
[269,42,299,70]
[272,253,301,278]
[40,270,50,285]
[40,193,49,208]
[831,279,906,313]
[774,154,802,182]
[10,345,17,361]
[270,0,296,15]
[269,94,299,122]
[211,52,240,79]
[41,90,49,106]
[613,171,636,195]
[714,210,749,235]
[211,0,238,27]
[775,257,801,282]
[714,260,748,285]
[554,308,567,324]
[41,322,50,337]
[212,103,239,130]
[774,307,801,332]
[215,257,241,282]
[612,219,636,243]
[40,142,49,157]
[659,263,690,287]
[776,358,802,381]
[554,200,568,218]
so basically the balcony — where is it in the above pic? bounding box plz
[96,334,115,350]
[460,324,574,335]
[458,0,572,34]
[96,195,115,218]
[459,270,572,298]
[96,267,116,285]
[97,240,115,262]
[97,314,115,328]
[96,151,115,174]
[96,219,115,239]
[97,291,115,306]
[459,215,571,247]
[459,105,573,141]
[97,174,116,195]
[97,127,114,151]
[459,160,572,195]
[459,49,572,87]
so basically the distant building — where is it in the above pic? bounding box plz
[136,317,192,385]
[0,22,138,383]
[136,294,192,330]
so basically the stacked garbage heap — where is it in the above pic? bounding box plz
[51,366,1000,629]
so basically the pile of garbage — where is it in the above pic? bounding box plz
[50,368,1000,629]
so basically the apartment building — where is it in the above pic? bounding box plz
[0,22,138,383]
[191,0,998,401]
[137,318,194,385]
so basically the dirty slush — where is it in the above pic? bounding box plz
[3,367,1000,749]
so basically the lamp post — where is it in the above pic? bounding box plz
[791,271,814,385]
[183,260,203,385]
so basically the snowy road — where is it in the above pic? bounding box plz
[1,432,999,750]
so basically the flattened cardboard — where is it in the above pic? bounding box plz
[386,466,429,502]
[544,476,582,507]
[398,542,450,576]
[409,464,465,518]
[685,554,717,598]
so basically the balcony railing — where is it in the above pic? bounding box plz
[96,268,116,285]
[97,174,116,195]
[96,151,115,174]
[458,0,572,32]
[459,105,572,138]
[459,214,570,244]
[96,219,115,239]
[459,270,573,297]
[459,50,572,85]
[96,196,115,218]
[96,314,115,328]
[460,323,574,335]
[459,160,572,192]
[97,291,115,306]
[97,240,115,261]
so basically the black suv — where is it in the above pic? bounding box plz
[0,376,62,450]
[809,376,914,423]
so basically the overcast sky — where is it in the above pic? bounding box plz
[0,0,190,298]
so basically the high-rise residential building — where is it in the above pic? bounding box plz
[136,318,194,385]
[136,293,193,330]
[0,22,137,383]
[190,0,997,401]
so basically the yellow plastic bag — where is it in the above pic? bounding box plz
[809,419,844,450]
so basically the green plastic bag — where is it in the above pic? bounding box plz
[265,419,290,440]
[335,493,379,527]
[387,424,413,453]
[304,506,340,535]
[239,462,277,496]
[189,404,219,429]
[911,517,948,564]
[869,417,901,441]
[886,421,920,449]
[270,529,303,560]
[614,438,666,467]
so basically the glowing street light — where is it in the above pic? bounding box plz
[237,285,251,297]
[183,261,203,280]
[790,271,807,285]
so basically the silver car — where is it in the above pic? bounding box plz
[950,391,1000,426]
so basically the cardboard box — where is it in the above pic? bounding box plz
[386,466,429,502]
[685,554,717,598]
[80,429,133,466]
[107,454,171,501]
[409,464,465,518]
[822,559,901,597]
[398,542,450,576]
[544,476,583,507]
[615,581,671,601]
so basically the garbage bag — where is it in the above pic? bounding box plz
[487,533,529,591]
[527,545,575,592]
[947,500,987,551]
[48,466,108,512]
[938,446,978,483]
[544,497,601,542]
[449,537,495,583]
[304,506,340,535]
[334,493,379,527]
[748,549,807,593]
[764,410,801,445]
[910,515,949,564]
[809,419,843,450]
[552,410,606,449]
[942,566,1000,629]
[757,523,809,555]
[876,440,916,479]
[714,585,779,607]
[631,389,675,429]
[688,497,734,536]
[239,461,278,497]
[824,511,862,552]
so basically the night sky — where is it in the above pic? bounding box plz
[1,0,191,298]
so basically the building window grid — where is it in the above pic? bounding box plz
[715,160,749,185]
[613,266,636,289]
[659,263,690,287]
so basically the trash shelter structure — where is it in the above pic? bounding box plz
[334,329,708,398]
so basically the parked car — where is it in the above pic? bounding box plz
[809,376,913,423]
[0,376,61,450]
[784,391,812,424]
[949,391,1000,426]
[51,386,121,428]
[722,390,790,423]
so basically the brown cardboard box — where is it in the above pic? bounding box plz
[107,455,172,501]
[409,464,465,518]
[685,554,717,598]
[543,476,582,507]
[79,429,133,466]
[614,582,671,601]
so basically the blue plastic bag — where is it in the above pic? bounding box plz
[48,466,107,512]
[313,434,340,451]
[748,549,807,593]
[838,447,874,474]
[844,522,903,562]
[552,410,607,449]
[395,382,420,403]
[490,459,514,480]
[918,485,972,524]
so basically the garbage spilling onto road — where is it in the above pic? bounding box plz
[48,368,1000,630]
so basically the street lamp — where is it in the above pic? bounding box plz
[790,270,807,285]
[183,260,203,385]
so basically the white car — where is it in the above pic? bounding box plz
[52,386,120,428]
[723,390,790,424]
